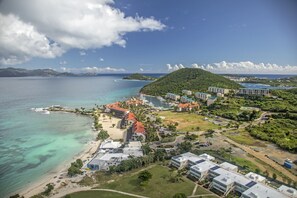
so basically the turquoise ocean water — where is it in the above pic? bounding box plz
[0,76,150,197]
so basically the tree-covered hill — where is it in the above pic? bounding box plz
[123,73,157,81]
[140,68,242,96]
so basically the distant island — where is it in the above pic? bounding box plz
[123,73,157,81]
[0,67,75,77]
[140,68,242,96]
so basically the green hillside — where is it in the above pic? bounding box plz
[140,68,242,96]
[123,73,156,81]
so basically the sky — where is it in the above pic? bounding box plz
[0,0,297,74]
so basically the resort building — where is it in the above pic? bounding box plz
[195,92,211,101]
[165,93,181,101]
[241,183,288,198]
[87,153,129,171]
[171,152,214,169]
[220,162,238,172]
[123,141,143,157]
[208,87,230,94]
[189,160,216,181]
[207,97,217,106]
[278,185,297,198]
[177,102,199,112]
[99,139,122,152]
[131,121,146,141]
[122,112,137,127]
[238,88,270,96]
[180,96,195,103]
[245,172,266,183]
[182,90,192,95]
[199,153,215,161]
[104,102,129,118]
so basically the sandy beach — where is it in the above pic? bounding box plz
[16,113,125,198]
[17,139,101,198]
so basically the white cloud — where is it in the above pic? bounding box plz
[100,58,104,61]
[60,66,125,73]
[168,61,297,74]
[166,63,185,72]
[0,13,64,65]
[0,0,165,65]
[79,51,86,56]
[139,68,144,72]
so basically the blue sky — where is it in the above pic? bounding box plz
[0,0,297,74]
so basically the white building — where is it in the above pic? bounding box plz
[220,162,238,172]
[87,153,129,170]
[208,87,230,94]
[123,141,143,157]
[166,93,181,101]
[182,90,192,95]
[171,152,214,169]
[180,96,195,103]
[99,139,122,152]
[189,160,216,181]
[199,153,215,161]
[241,183,288,198]
[207,97,217,106]
[195,92,211,101]
[238,88,270,96]
[278,185,297,198]
[245,172,266,183]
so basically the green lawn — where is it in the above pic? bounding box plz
[158,111,218,132]
[99,165,196,198]
[224,130,266,147]
[68,191,133,198]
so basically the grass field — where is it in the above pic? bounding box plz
[158,111,218,132]
[68,191,133,198]
[223,130,266,147]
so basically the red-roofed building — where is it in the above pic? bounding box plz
[121,112,137,128]
[131,121,146,141]
[104,102,129,118]
[125,98,144,106]
[177,102,200,112]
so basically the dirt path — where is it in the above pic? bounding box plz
[224,137,297,181]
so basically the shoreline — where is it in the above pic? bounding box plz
[17,139,101,198]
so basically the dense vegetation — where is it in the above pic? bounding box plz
[68,159,83,176]
[123,73,156,81]
[246,118,297,152]
[140,68,242,96]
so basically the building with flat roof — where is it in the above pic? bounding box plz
[278,185,297,198]
[131,121,146,142]
[171,152,214,169]
[189,160,216,181]
[238,88,270,96]
[99,139,122,152]
[220,162,238,172]
[180,96,195,103]
[199,153,215,161]
[195,92,211,101]
[207,96,217,106]
[166,93,181,101]
[87,153,129,171]
[208,87,230,94]
[182,90,192,95]
[245,172,266,183]
[123,141,143,157]
[241,183,288,198]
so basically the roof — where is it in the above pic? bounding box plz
[125,112,137,122]
[125,98,143,105]
[99,139,122,150]
[212,167,251,186]
[133,121,145,134]
[106,102,129,113]
[190,160,216,173]
[278,185,297,198]
[242,183,288,198]
[220,162,238,171]
[126,141,142,148]
[178,102,199,109]
[245,172,266,183]
[199,153,215,161]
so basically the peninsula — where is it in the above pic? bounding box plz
[123,73,157,81]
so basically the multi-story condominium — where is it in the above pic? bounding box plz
[241,183,287,198]
[87,153,129,170]
[165,93,181,101]
[220,162,238,172]
[170,152,212,169]
[189,160,216,181]
[105,102,129,118]
[180,96,195,103]
[195,92,211,101]
[177,102,199,112]
[278,185,297,198]
[182,90,192,95]
[131,121,146,142]
[238,88,270,96]
[208,87,230,94]
[207,96,217,106]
